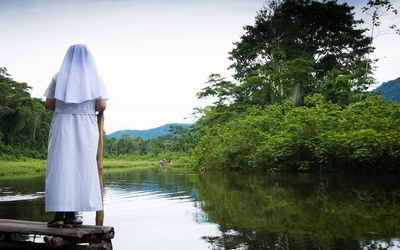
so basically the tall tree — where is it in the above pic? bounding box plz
[228,0,374,102]
[361,0,399,77]
[0,67,51,158]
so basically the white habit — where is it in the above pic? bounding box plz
[44,44,108,212]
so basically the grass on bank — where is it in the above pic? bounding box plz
[0,159,47,176]
[0,154,191,176]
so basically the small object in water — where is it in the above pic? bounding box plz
[158,158,170,168]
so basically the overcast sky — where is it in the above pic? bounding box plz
[1,0,399,134]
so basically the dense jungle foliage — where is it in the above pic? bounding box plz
[0,67,195,160]
[190,0,400,172]
[0,68,52,159]
[190,94,400,172]
[1,0,399,173]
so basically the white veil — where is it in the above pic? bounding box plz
[53,44,108,103]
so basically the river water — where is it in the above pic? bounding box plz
[0,167,400,250]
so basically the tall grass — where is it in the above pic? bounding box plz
[0,153,192,176]
[0,159,47,176]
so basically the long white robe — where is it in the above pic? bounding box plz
[44,84,103,212]
[44,44,108,212]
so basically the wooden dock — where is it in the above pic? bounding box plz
[0,219,114,249]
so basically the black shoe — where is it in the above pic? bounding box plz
[47,212,65,228]
[64,212,83,228]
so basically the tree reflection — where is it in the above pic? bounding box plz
[192,173,400,250]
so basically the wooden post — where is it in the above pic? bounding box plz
[96,111,105,226]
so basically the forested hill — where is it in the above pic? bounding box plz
[373,77,400,103]
[107,123,191,140]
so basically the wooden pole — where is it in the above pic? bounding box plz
[96,111,105,226]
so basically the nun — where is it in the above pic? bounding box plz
[44,44,109,228]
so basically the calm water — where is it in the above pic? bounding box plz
[0,167,400,250]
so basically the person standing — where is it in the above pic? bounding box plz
[44,44,109,228]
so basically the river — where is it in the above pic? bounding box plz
[0,166,400,250]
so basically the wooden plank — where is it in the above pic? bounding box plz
[0,219,114,239]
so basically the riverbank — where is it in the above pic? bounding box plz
[0,155,191,176]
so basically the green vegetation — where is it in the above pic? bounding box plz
[0,68,52,160]
[0,153,190,176]
[190,95,400,172]
[102,153,191,169]
[0,159,46,176]
[102,125,196,158]
[1,0,399,174]
[190,0,400,173]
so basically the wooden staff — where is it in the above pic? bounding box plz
[96,111,105,226]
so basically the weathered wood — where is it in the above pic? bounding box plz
[44,236,73,248]
[1,241,112,250]
[85,241,113,250]
[0,241,46,250]
[96,111,105,226]
[0,219,113,238]
[43,236,112,250]
[0,219,114,249]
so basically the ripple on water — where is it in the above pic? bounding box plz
[0,193,44,202]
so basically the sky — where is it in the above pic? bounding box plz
[1,0,399,134]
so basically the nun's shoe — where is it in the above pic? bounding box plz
[47,212,65,228]
[64,212,83,228]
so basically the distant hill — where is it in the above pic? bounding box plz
[107,123,191,140]
[372,77,400,103]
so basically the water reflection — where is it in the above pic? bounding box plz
[0,168,400,249]
[192,172,400,250]
[83,168,219,250]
